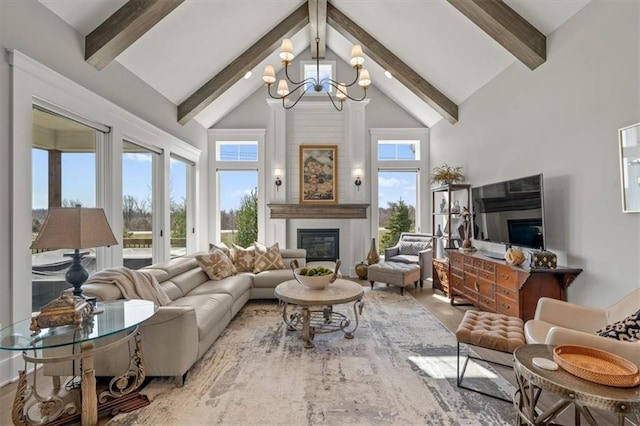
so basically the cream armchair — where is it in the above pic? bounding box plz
[524,289,640,367]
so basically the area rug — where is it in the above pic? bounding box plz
[108,288,516,425]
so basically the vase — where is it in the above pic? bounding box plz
[435,224,443,238]
[355,262,368,280]
[367,238,379,265]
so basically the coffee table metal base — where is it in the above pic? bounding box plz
[281,300,364,349]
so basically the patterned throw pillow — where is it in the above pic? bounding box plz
[253,242,285,273]
[596,309,640,341]
[231,244,255,272]
[399,240,431,256]
[195,248,237,280]
[209,241,231,259]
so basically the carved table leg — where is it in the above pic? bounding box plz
[80,341,97,426]
[301,307,315,349]
[11,370,28,426]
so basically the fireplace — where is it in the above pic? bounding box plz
[297,229,339,262]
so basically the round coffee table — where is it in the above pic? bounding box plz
[275,279,365,349]
[513,344,640,425]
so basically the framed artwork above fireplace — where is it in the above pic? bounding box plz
[299,145,338,204]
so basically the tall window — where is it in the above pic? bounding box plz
[215,141,259,247]
[170,155,192,257]
[370,129,429,253]
[31,107,101,311]
[122,141,158,269]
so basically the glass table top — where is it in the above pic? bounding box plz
[0,299,157,351]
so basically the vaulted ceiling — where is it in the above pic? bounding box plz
[40,0,590,128]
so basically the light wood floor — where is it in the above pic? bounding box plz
[0,281,623,425]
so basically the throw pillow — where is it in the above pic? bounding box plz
[231,243,255,272]
[399,240,431,256]
[209,241,231,259]
[596,309,640,342]
[253,242,285,273]
[195,248,237,280]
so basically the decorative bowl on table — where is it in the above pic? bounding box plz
[290,260,341,289]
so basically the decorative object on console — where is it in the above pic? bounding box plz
[354,168,362,190]
[30,207,118,300]
[367,238,380,265]
[274,168,282,191]
[435,224,443,238]
[505,247,526,266]
[300,145,338,204]
[458,207,476,252]
[530,249,557,269]
[430,163,465,185]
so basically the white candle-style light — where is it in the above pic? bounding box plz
[350,45,365,67]
[279,39,295,62]
[336,83,347,101]
[358,69,371,88]
[277,80,290,97]
[262,65,276,84]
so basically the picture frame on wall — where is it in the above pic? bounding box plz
[619,122,640,213]
[299,145,338,204]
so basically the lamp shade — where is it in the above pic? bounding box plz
[31,207,118,250]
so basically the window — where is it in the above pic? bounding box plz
[301,61,335,94]
[370,129,429,252]
[31,106,102,311]
[209,131,264,246]
[170,155,192,257]
[122,141,159,269]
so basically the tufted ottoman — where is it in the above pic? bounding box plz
[455,310,525,402]
[367,262,421,295]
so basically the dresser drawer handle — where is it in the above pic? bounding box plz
[501,274,510,280]
[474,281,480,291]
[501,289,509,295]
[502,303,510,310]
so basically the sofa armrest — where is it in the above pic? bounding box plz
[546,327,640,368]
[534,297,607,333]
[418,249,433,280]
[384,247,399,259]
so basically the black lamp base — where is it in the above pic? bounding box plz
[64,249,90,298]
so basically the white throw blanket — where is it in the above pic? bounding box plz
[86,267,172,306]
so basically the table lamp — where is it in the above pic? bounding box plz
[30,207,118,298]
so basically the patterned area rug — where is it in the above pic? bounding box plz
[109,288,515,425]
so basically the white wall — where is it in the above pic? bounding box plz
[431,0,640,308]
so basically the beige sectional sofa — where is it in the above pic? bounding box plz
[69,248,307,385]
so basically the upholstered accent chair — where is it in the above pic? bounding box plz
[383,232,433,282]
[524,289,640,367]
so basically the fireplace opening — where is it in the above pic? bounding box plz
[297,229,339,263]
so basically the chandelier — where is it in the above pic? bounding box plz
[262,7,370,111]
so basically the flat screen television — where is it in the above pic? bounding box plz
[471,174,545,250]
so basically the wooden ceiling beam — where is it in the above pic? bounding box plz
[309,0,327,59]
[447,0,546,70]
[178,2,309,125]
[327,3,458,124]
[85,0,185,70]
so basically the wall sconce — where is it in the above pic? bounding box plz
[274,169,282,191]
[354,168,362,190]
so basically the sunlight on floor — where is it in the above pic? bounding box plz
[408,355,498,379]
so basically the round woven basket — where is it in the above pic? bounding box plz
[553,344,640,388]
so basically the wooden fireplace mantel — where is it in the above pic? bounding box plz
[267,204,369,219]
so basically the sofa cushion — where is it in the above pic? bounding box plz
[169,294,233,339]
[186,274,252,300]
[195,249,237,280]
[596,309,640,342]
[253,242,285,273]
[232,244,255,272]
[209,241,232,258]
[253,269,296,289]
[399,240,431,255]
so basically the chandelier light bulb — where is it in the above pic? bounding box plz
[279,39,295,62]
[277,80,290,97]
[350,45,365,67]
[358,69,371,88]
[336,83,347,101]
[262,65,276,84]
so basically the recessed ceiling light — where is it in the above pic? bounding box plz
[244,71,253,79]
[384,71,393,79]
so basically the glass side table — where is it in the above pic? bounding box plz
[0,299,157,426]
[513,344,640,425]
